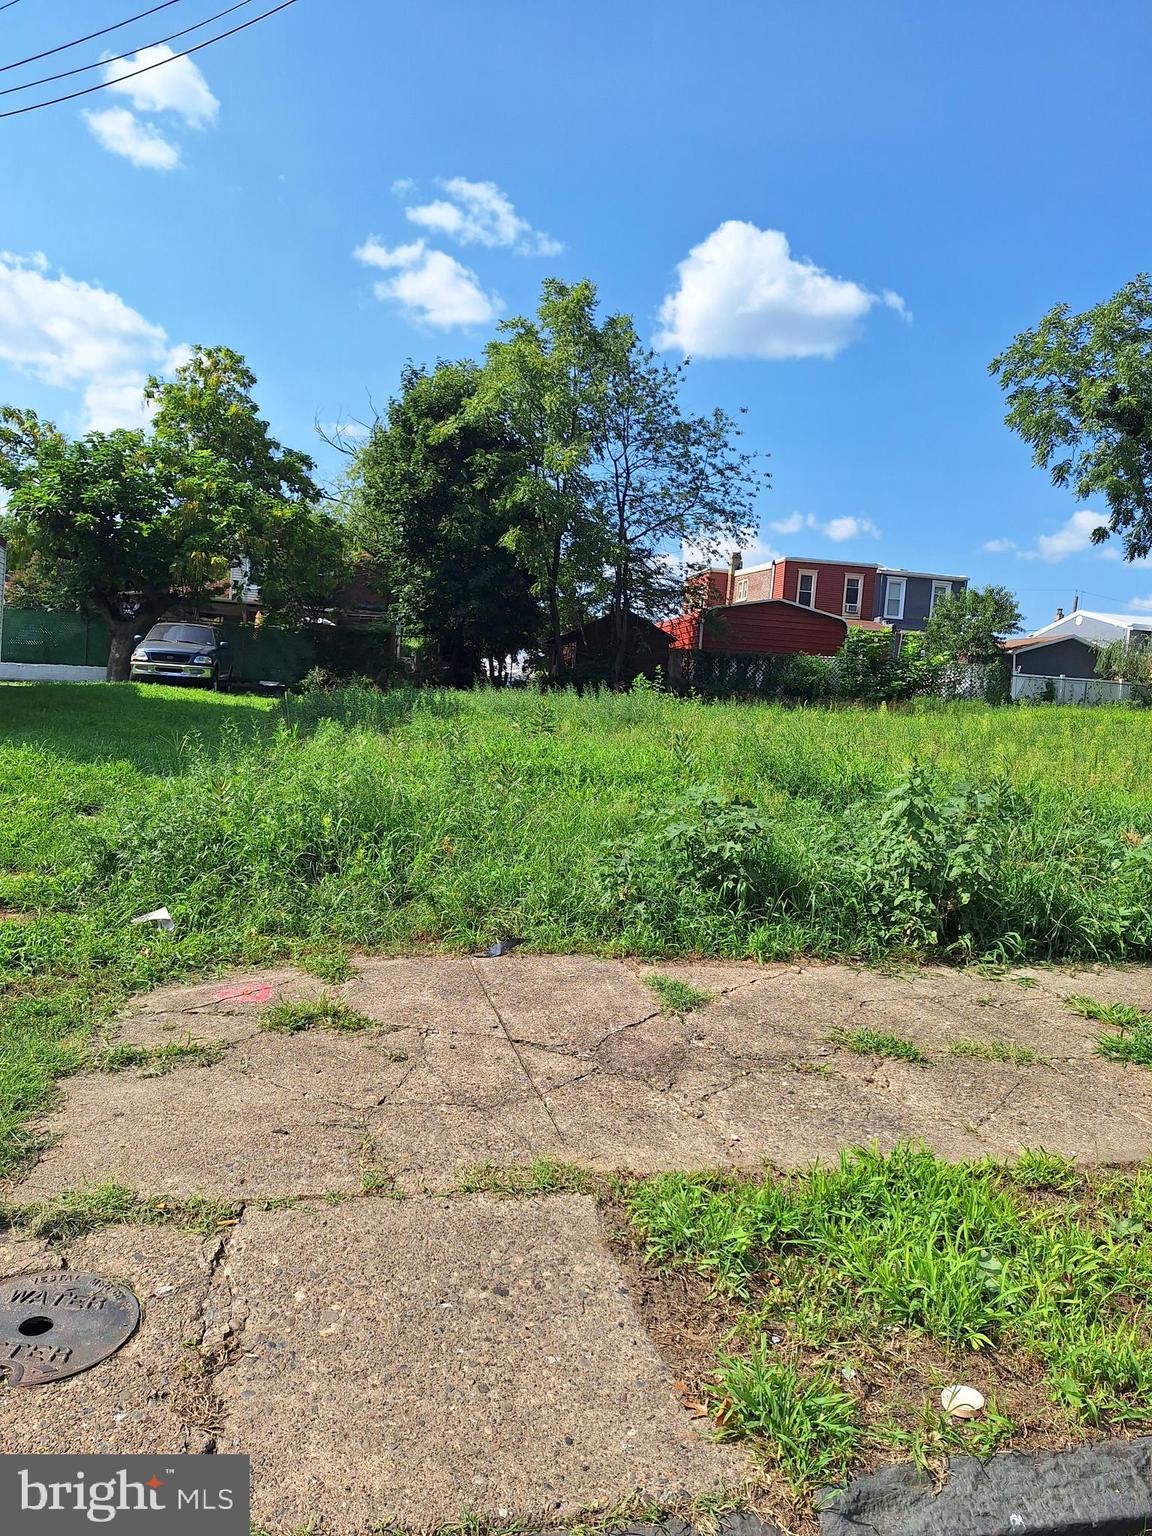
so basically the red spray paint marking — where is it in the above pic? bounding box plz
[214,984,275,1005]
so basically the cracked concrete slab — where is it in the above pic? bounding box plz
[20,1033,398,1200]
[112,968,329,1049]
[344,957,505,1035]
[17,956,1152,1201]
[0,1226,219,1453]
[210,1197,746,1531]
[476,955,660,1052]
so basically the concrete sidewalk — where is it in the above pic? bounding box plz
[16,956,1152,1200]
[5,955,1152,1532]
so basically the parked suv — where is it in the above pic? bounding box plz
[130,623,234,690]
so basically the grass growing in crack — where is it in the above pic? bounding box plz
[1067,994,1152,1067]
[95,1039,225,1075]
[828,1027,928,1063]
[0,1182,240,1242]
[358,1135,406,1198]
[644,973,713,1015]
[455,1159,598,1196]
[628,1143,1152,1491]
[948,1037,1041,1065]
[260,996,376,1034]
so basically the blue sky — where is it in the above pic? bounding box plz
[2,0,1151,628]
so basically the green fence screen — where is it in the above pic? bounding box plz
[0,610,111,667]
[0,609,396,687]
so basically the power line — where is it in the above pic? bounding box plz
[0,0,260,98]
[0,0,297,118]
[0,2,24,13]
[1,1,190,73]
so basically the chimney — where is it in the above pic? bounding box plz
[726,551,743,604]
[1054,606,1064,621]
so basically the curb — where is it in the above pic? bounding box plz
[818,1436,1152,1536]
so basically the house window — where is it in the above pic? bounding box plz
[843,574,862,615]
[735,577,749,602]
[884,577,906,620]
[930,581,951,614]
[796,569,817,608]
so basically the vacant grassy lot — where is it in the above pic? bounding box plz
[0,681,1150,1174]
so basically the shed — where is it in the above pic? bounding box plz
[664,599,848,656]
[560,613,672,685]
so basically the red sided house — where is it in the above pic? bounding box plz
[661,598,848,657]
[727,556,879,621]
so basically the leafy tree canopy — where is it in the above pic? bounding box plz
[991,275,1152,559]
[351,360,540,685]
[923,584,1023,664]
[0,345,349,679]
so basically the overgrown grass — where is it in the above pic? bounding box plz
[1,683,1151,1173]
[628,1144,1152,1491]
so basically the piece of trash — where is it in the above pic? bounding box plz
[941,1383,985,1418]
[131,906,174,932]
[215,984,274,1005]
[478,935,521,958]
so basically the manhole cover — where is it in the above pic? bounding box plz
[0,1271,141,1387]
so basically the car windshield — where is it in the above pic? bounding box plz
[145,624,215,646]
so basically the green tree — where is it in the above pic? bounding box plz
[991,276,1152,559]
[351,361,540,685]
[474,279,607,681]
[923,584,1023,664]
[593,323,766,687]
[1095,636,1152,703]
[0,347,348,680]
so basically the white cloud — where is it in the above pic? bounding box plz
[1127,595,1152,613]
[354,238,499,328]
[823,515,879,542]
[83,107,179,171]
[403,177,562,257]
[1018,509,1111,563]
[0,251,178,430]
[85,45,218,169]
[982,538,1018,553]
[657,221,907,360]
[103,45,219,126]
[767,510,880,542]
[354,237,428,271]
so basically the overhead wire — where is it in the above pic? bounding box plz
[0,0,260,98]
[0,0,297,118]
[1,0,190,72]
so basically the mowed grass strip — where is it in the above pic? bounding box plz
[627,1144,1152,1497]
[0,682,1151,1174]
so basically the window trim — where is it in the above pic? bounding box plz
[842,572,863,615]
[796,568,818,608]
[735,576,749,602]
[883,576,906,621]
[930,580,951,615]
